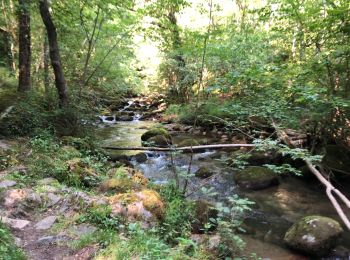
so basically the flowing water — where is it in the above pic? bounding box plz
[96,116,350,259]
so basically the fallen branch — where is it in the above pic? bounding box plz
[0,106,14,121]
[102,143,256,152]
[306,161,350,230]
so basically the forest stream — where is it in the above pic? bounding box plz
[96,99,350,259]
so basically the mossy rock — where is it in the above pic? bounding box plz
[143,135,172,147]
[65,158,99,187]
[108,189,165,223]
[234,166,279,190]
[131,172,149,186]
[191,200,218,234]
[141,127,170,141]
[99,178,138,193]
[284,216,343,257]
[195,167,213,179]
[247,150,281,166]
[322,145,350,175]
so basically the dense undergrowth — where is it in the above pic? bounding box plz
[0,221,26,260]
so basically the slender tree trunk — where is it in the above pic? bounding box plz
[39,0,68,107]
[18,0,31,92]
[43,33,49,94]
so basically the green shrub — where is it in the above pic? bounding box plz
[0,221,26,260]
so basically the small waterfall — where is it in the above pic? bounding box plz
[98,115,116,124]
[133,114,142,121]
[120,100,134,112]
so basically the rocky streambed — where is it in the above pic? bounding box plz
[96,98,350,259]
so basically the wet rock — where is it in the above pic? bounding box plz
[1,217,30,230]
[0,180,17,189]
[322,145,350,175]
[234,166,279,190]
[133,152,148,163]
[327,245,350,259]
[144,135,172,147]
[107,154,130,162]
[284,216,343,257]
[35,215,57,230]
[191,200,218,234]
[195,167,213,179]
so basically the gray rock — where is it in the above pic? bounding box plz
[46,193,61,207]
[0,180,17,188]
[36,235,67,245]
[72,224,97,236]
[35,215,57,230]
[284,216,343,257]
[1,217,30,230]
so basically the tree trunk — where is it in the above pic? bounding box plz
[43,33,50,94]
[39,0,68,107]
[18,0,31,91]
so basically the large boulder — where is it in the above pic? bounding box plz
[234,166,279,190]
[284,216,343,257]
[191,200,218,234]
[141,127,170,142]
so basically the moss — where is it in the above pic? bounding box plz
[234,166,279,190]
[195,167,213,179]
[100,178,138,193]
[141,127,170,141]
[138,189,165,219]
[108,189,165,220]
[284,215,343,256]
[132,172,149,186]
[143,135,172,147]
